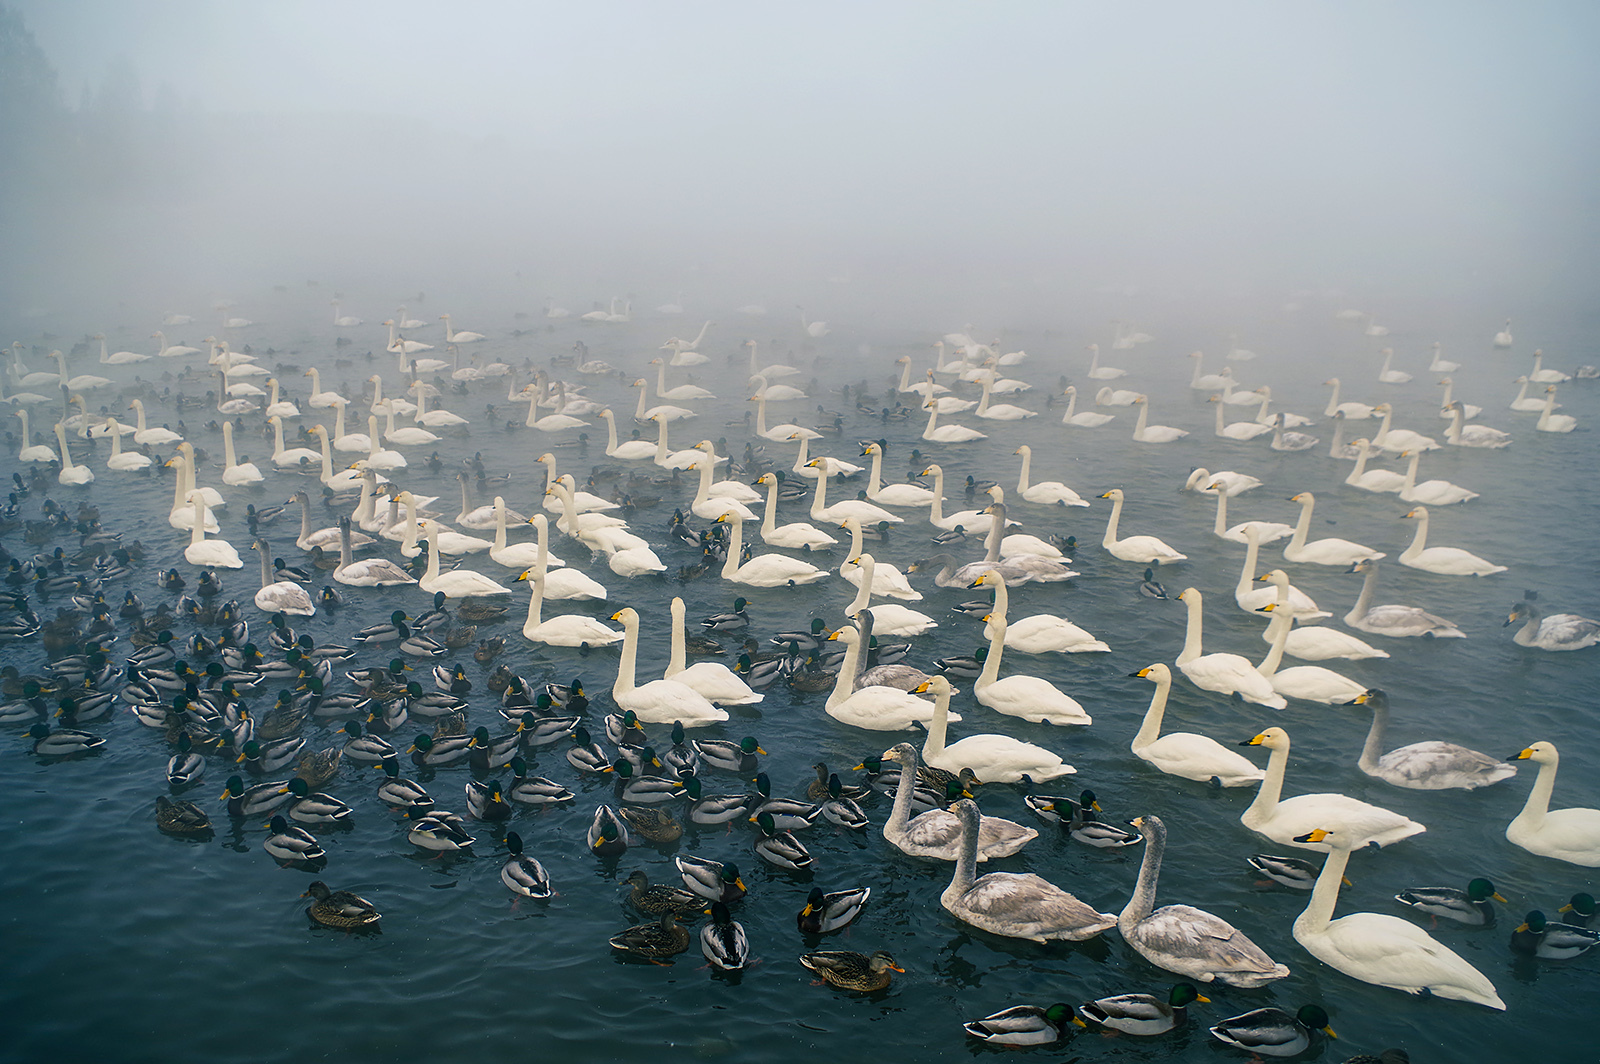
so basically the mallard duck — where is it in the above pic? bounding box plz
[797,886,870,934]
[732,653,782,689]
[457,597,509,623]
[433,663,472,694]
[624,869,703,915]
[464,779,513,821]
[499,832,552,898]
[610,758,684,803]
[155,794,212,836]
[821,776,870,829]
[753,772,821,829]
[166,732,204,787]
[1511,910,1600,958]
[285,777,352,824]
[1209,1005,1336,1058]
[1076,982,1207,1035]
[341,720,398,765]
[610,910,690,961]
[588,804,632,856]
[567,727,612,774]
[303,880,380,930]
[1138,567,1172,599]
[771,617,828,651]
[700,901,749,970]
[318,586,344,608]
[219,774,291,818]
[295,746,342,789]
[409,731,470,768]
[404,807,475,854]
[1064,790,1142,848]
[376,756,433,811]
[694,735,764,775]
[237,735,305,775]
[682,774,755,825]
[662,720,700,778]
[28,722,105,757]
[799,950,901,991]
[263,815,325,862]
[467,726,519,772]
[618,806,682,844]
[1395,878,1506,926]
[505,757,573,804]
[1561,893,1597,926]
[753,811,813,870]
[702,598,750,631]
[806,761,867,801]
[676,855,746,902]
[1247,854,1325,891]
[473,637,505,664]
[604,709,647,749]
[963,1003,1075,1046]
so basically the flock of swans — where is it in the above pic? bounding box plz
[3,296,1596,1061]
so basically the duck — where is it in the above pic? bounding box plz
[1560,893,1597,926]
[218,773,291,818]
[799,950,901,992]
[918,675,1073,783]
[609,911,690,961]
[880,742,1035,862]
[1241,728,1426,850]
[1348,689,1516,790]
[1208,1005,1336,1057]
[1076,983,1208,1036]
[624,869,704,916]
[1505,742,1600,866]
[1506,597,1600,651]
[1128,664,1265,787]
[1247,854,1323,891]
[700,901,749,970]
[376,756,433,810]
[404,808,475,854]
[155,795,212,836]
[500,832,553,899]
[797,886,871,934]
[1292,827,1504,1008]
[586,804,632,857]
[303,881,380,930]
[961,1003,1075,1046]
[263,815,325,863]
[1395,878,1507,927]
[675,856,747,903]
[618,806,682,844]
[693,735,764,776]
[681,775,756,826]
[610,758,685,803]
[1097,489,1186,564]
[753,811,813,870]
[1138,568,1171,599]
[1510,910,1600,959]
[1120,814,1290,986]
[464,779,513,821]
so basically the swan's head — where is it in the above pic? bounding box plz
[1289,491,1312,504]
[1240,727,1289,751]
[1130,663,1171,683]
[912,675,952,696]
[1400,506,1428,521]
[1176,587,1200,605]
[647,358,663,366]
[1098,488,1124,502]
[880,740,914,763]
[1255,569,1289,586]
[1512,741,1558,766]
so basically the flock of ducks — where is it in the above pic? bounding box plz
[3,302,1596,1061]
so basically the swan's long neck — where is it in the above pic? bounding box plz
[1176,593,1204,665]
[493,497,510,550]
[1287,498,1313,553]
[884,740,918,834]
[1256,605,1290,676]
[634,384,649,421]
[668,599,687,677]
[923,404,940,438]
[1357,700,1388,774]
[414,387,430,418]
[1401,512,1429,560]
[975,376,994,416]
[170,456,187,511]
[1538,390,1556,428]
[1402,452,1421,492]
[423,525,441,585]
[1295,843,1353,937]
[532,515,550,578]
[370,377,384,412]
[824,629,862,711]
[316,429,334,481]
[602,412,619,454]
[926,469,946,524]
[1121,819,1165,926]
[1016,448,1031,492]
[840,518,862,560]
[720,515,744,580]
[223,422,239,468]
[846,556,873,614]
[1211,489,1228,536]
[977,617,1005,689]
[753,394,769,437]
[552,482,582,541]
[1190,354,1205,387]
[1102,494,1124,549]
[897,360,912,391]
[655,362,669,400]
[946,804,979,899]
[867,449,884,495]
[761,479,780,536]
[1328,417,1346,458]
[355,474,377,526]
[368,417,384,459]
[131,401,148,433]
[334,400,350,440]
[923,687,952,762]
[258,543,273,590]
[400,495,419,553]
[1214,399,1227,436]
[1063,389,1077,419]
[790,435,811,476]
[1374,406,1394,445]
[272,417,289,458]
[1518,755,1558,829]
[808,465,829,519]
[693,455,714,508]
[1131,672,1172,752]
[1346,443,1372,483]
[109,421,124,458]
[1346,564,1378,626]
[1132,401,1149,439]
[1324,380,1341,417]
[190,495,206,546]
[1245,742,1290,822]
[982,510,1003,564]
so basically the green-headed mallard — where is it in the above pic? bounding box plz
[662,721,700,778]
[676,855,746,903]
[155,794,212,836]
[1208,1004,1335,1057]
[753,810,813,870]
[1511,910,1600,958]
[1561,892,1597,926]
[566,727,612,774]
[465,778,513,821]
[513,713,581,749]
[403,807,475,854]
[618,805,682,844]
[611,758,684,803]
[609,910,689,961]
[341,719,397,765]
[376,756,433,811]
[219,774,292,818]
[1065,790,1143,849]
[682,774,754,826]
[303,880,380,930]
[237,735,306,775]
[624,870,703,916]
[1395,877,1506,926]
[753,772,821,830]
[501,832,552,899]
[588,804,632,857]
[693,735,764,775]
[702,598,750,631]
[409,731,470,768]
[963,1003,1075,1046]
[700,901,748,970]
[507,757,573,805]
[167,732,204,788]
[1076,982,1207,1035]
[264,814,325,863]
[799,949,901,991]
[1247,853,1324,891]
[285,777,352,824]
[797,886,870,934]
[604,709,647,749]
[28,722,105,757]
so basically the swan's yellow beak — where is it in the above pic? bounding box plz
[1244,733,1267,746]
[1301,828,1331,843]
[1352,692,1370,704]
[827,631,840,641]
[1515,748,1534,760]
[913,680,931,693]
[1135,666,1152,678]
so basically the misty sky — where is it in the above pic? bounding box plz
[8,1,1599,320]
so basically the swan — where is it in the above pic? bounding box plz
[1344,439,1405,493]
[1119,814,1289,987]
[1398,450,1479,504]
[358,416,407,470]
[1130,395,1188,443]
[251,539,315,616]
[1255,583,1388,660]
[1443,404,1511,449]
[1364,313,1390,338]
[397,494,491,557]
[609,608,726,726]
[919,676,1073,783]
[220,422,263,485]
[1254,605,1368,704]
[975,569,1104,654]
[1370,403,1438,453]
[631,378,696,423]
[1436,377,1480,419]
[183,492,241,567]
[687,454,757,522]
[1240,728,1425,849]
[1506,598,1600,651]
[94,334,147,365]
[518,566,621,648]
[302,368,346,410]
[1283,492,1385,566]
[515,514,604,600]
[749,392,818,443]
[1506,742,1600,866]
[1326,411,1362,459]
[52,423,94,485]
[1249,386,1313,428]
[1013,446,1088,506]
[525,390,586,433]
[330,299,363,328]
[838,519,918,597]
[409,383,468,428]
[1269,415,1319,452]
[1376,348,1412,384]
[752,472,835,550]
[973,373,1035,420]
[213,369,257,416]
[456,475,525,530]
[1189,351,1232,391]
[331,516,414,587]
[164,454,217,531]
[0,371,50,406]
[1293,827,1504,1009]
[1095,385,1141,406]
[972,612,1089,725]
[395,306,427,330]
[1220,377,1264,406]
[51,351,111,392]
[597,408,657,460]
[1323,378,1376,419]
[806,461,898,525]
[859,442,938,507]
[151,330,200,357]
[1060,385,1115,426]
[651,358,715,401]
[1348,689,1513,790]
[260,416,316,471]
[381,402,440,446]
[544,478,641,551]
[1183,468,1259,496]
[1211,396,1273,440]
[14,410,60,462]
[417,521,511,597]
[1493,318,1514,348]
[1128,664,1265,787]
[824,624,948,730]
[796,306,828,338]
[715,512,829,587]
[743,339,798,379]
[1509,376,1550,412]
[1174,588,1285,708]
[1086,344,1126,380]
[535,452,619,513]
[1537,386,1578,432]
[942,798,1113,941]
[651,415,710,471]
[1398,506,1505,575]
[880,742,1034,861]
[257,378,299,421]
[309,426,382,490]
[104,420,150,471]
[1528,349,1570,384]
[1427,341,1461,373]
[664,598,762,705]
[367,374,414,416]
[328,400,371,452]
[750,372,806,402]
[914,465,1003,533]
[289,489,371,552]
[843,555,935,634]
[1343,558,1464,638]
[1201,482,1293,544]
[439,314,484,343]
[1236,541,1328,619]
[920,400,987,443]
[896,356,950,397]
[474,496,545,571]
[1098,489,1187,564]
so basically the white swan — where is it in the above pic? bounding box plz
[919,676,1073,783]
[1256,582,1388,661]
[749,391,815,441]
[417,521,511,597]
[838,520,918,598]
[358,415,407,471]
[1211,396,1273,440]
[975,569,1105,654]
[651,414,708,471]
[744,339,799,379]
[597,408,657,460]
[251,539,315,616]
[1528,349,1570,384]
[268,416,321,468]
[479,497,543,570]
[1506,742,1600,866]
[51,350,111,392]
[1293,827,1504,1009]
[1189,351,1232,391]
[1095,385,1141,406]
[13,410,57,462]
[1443,403,1511,449]
[1098,489,1186,564]
[1376,347,1412,384]
[410,383,468,428]
[972,611,1089,725]
[750,371,806,402]
[824,624,947,731]
[1509,376,1549,412]
[1254,604,1368,704]
[104,420,150,471]
[1493,318,1514,348]
[1130,395,1188,443]
[1283,492,1385,566]
[1128,664,1265,787]
[380,401,440,446]
[164,454,217,531]
[609,608,726,726]
[1119,814,1289,987]
[94,333,147,365]
[921,400,987,443]
[1323,378,1376,420]
[1436,377,1480,419]
[1236,542,1328,618]
[1013,445,1088,506]
[439,313,484,343]
[664,598,762,705]
[1201,482,1293,544]
[1249,386,1312,427]
[1061,385,1115,427]
[1427,341,1460,373]
[516,514,604,601]
[308,425,379,490]
[220,421,263,485]
[1349,689,1514,790]
[52,423,95,486]
[302,367,346,410]
[918,465,1004,533]
[1183,468,1259,496]
[1398,506,1505,575]
[1240,727,1425,850]
[716,512,829,588]
[1371,403,1438,453]
[651,358,714,402]
[535,453,619,514]
[880,742,1032,862]
[183,492,241,567]
[754,473,836,550]
[1086,344,1126,380]
[519,567,621,648]
[1344,439,1405,493]
[1398,450,1479,505]
[973,373,1035,420]
[860,442,938,507]
[1343,559,1464,638]
[326,400,370,452]
[843,555,935,635]
[1269,415,1319,452]
[1537,385,1578,432]
[688,454,757,522]
[804,461,897,525]
[1174,588,1285,709]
